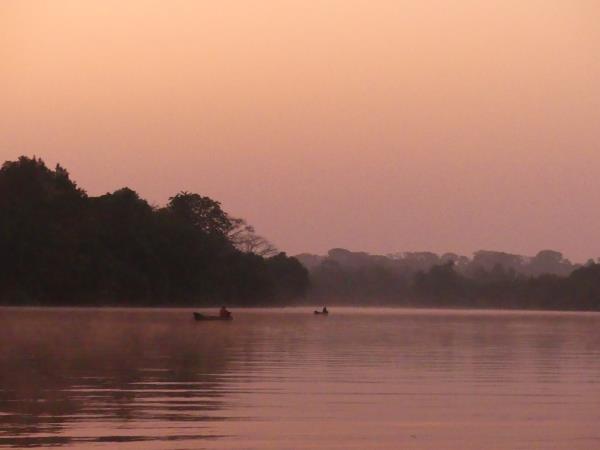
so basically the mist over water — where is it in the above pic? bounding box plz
[1,307,600,449]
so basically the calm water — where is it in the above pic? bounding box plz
[1,307,600,449]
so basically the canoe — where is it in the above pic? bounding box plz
[193,312,233,321]
[314,311,329,315]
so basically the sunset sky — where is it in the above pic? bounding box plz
[2,1,599,261]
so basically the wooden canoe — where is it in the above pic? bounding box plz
[193,312,233,321]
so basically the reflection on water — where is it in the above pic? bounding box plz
[1,308,600,449]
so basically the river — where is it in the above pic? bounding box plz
[1,307,599,449]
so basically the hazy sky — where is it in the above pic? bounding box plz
[2,1,599,261]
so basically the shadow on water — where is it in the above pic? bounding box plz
[0,308,239,447]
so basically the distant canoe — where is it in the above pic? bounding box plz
[314,311,329,315]
[193,312,233,321]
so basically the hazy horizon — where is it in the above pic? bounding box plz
[2,1,600,262]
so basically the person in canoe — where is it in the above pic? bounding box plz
[219,306,232,319]
[322,306,328,314]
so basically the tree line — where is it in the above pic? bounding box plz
[298,248,600,310]
[2,156,599,310]
[0,156,308,306]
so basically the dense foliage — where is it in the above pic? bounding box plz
[0,157,309,305]
[2,157,599,311]
[298,249,600,310]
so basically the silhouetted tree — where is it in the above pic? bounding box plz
[0,156,309,306]
[228,218,278,256]
[414,261,463,305]
[167,192,234,238]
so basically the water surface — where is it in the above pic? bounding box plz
[1,307,600,449]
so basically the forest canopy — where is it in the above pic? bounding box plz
[0,156,308,305]
[296,248,600,310]
[2,156,600,311]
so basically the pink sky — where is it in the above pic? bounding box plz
[2,1,599,261]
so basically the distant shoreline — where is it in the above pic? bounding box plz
[2,304,600,314]
[2,156,600,312]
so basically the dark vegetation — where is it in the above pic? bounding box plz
[0,156,308,306]
[296,249,600,310]
[2,156,600,311]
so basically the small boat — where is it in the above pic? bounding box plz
[193,312,233,321]
[314,310,329,315]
